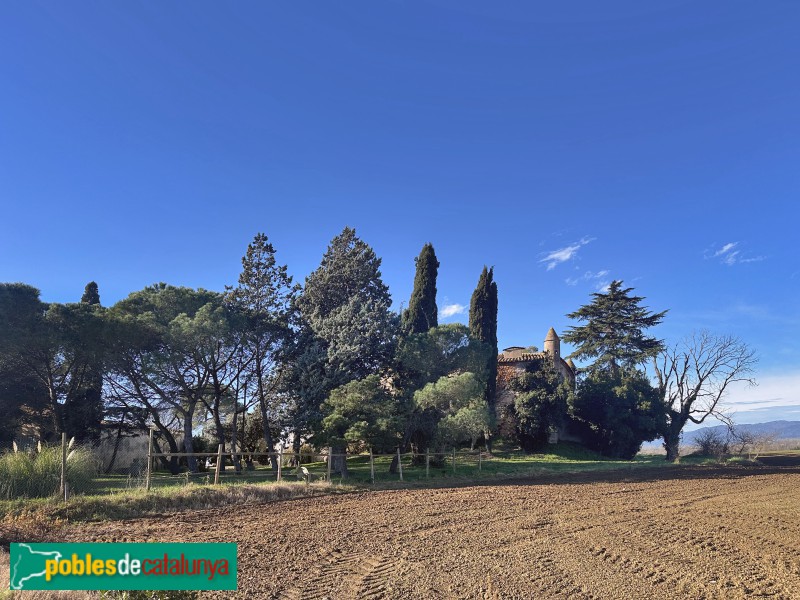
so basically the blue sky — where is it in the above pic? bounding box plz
[2,1,798,424]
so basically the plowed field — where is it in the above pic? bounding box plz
[68,464,800,599]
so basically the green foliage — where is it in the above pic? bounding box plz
[569,370,666,459]
[108,285,238,472]
[224,233,299,463]
[563,280,667,373]
[298,227,398,384]
[0,283,107,442]
[401,243,439,336]
[280,332,329,442]
[469,266,498,414]
[81,281,101,305]
[0,444,96,500]
[506,358,570,452]
[320,375,402,452]
[395,324,491,391]
[0,285,46,446]
[414,372,491,448]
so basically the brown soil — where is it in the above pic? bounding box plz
[65,465,800,599]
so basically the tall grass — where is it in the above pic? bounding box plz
[0,445,96,500]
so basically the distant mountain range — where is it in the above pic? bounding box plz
[641,420,800,450]
[682,420,800,445]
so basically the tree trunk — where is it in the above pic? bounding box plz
[484,430,493,454]
[182,413,198,473]
[663,412,685,463]
[330,444,348,478]
[104,419,125,474]
[254,356,279,472]
[212,400,227,472]
[664,435,680,462]
[230,406,242,473]
[259,396,278,472]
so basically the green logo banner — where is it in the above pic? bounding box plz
[9,543,237,591]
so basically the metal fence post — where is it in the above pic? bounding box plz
[478,448,482,472]
[426,448,430,479]
[327,447,333,482]
[145,428,154,492]
[398,448,403,482]
[369,447,375,484]
[214,444,223,485]
[277,447,283,483]
[60,432,67,501]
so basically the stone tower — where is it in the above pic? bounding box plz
[544,327,560,368]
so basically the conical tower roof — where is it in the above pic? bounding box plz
[545,327,559,341]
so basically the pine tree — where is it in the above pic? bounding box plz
[401,243,439,336]
[563,280,667,375]
[81,281,100,306]
[66,281,104,442]
[468,266,499,444]
[227,233,298,470]
[299,227,397,383]
[298,227,399,477]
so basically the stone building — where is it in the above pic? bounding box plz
[496,327,578,444]
[497,328,576,385]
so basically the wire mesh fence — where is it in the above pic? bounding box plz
[1,433,491,501]
[0,439,491,500]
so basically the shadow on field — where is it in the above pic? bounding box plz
[755,453,800,467]
[432,461,800,492]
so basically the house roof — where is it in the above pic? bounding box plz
[498,351,545,364]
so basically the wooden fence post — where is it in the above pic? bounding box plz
[452,447,456,475]
[369,447,375,484]
[60,432,67,501]
[145,428,154,492]
[478,448,482,472]
[426,448,430,479]
[214,444,223,485]
[277,447,283,482]
[327,447,333,482]
[397,448,403,482]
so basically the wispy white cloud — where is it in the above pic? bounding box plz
[439,303,466,319]
[565,269,609,287]
[540,237,594,271]
[714,242,738,257]
[707,241,765,266]
[725,373,800,416]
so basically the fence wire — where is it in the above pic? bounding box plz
[1,436,490,501]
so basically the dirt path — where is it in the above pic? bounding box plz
[65,466,800,599]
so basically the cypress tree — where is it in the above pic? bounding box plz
[81,281,100,305]
[469,267,499,445]
[401,243,439,336]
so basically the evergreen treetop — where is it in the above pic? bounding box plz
[468,266,498,348]
[401,243,439,336]
[81,281,100,306]
[468,266,499,422]
[563,280,667,373]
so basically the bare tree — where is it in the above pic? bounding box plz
[729,426,756,456]
[654,331,757,462]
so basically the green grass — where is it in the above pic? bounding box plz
[0,446,96,500]
[0,442,695,524]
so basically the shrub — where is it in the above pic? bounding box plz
[693,429,730,459]
[569,370,665,460]
[0,443,97,500]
